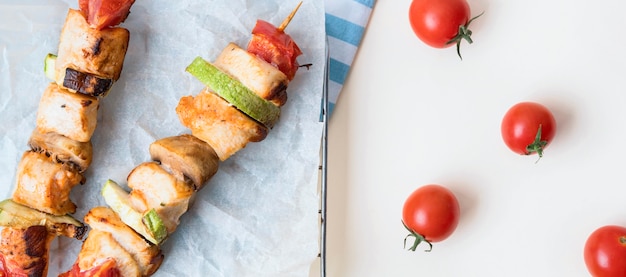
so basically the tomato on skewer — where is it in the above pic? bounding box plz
[78,0,135,30]
[247,2,303,81]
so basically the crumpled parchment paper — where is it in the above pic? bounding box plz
[0,0,325,276]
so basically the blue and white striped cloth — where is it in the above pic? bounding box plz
[324,0,376,118]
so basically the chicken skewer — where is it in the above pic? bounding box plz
[0,1,136,276]
[61,3,306,276]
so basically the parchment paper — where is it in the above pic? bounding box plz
[0,0,325,276]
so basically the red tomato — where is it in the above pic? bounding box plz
[408,0,482,59]
[584,225,626,277]
[501,102,556,159]
[247,20,302,81]
[59,259,121,277]
[79,0,136,30]
[402,184,460,251]
[79,0,89,14]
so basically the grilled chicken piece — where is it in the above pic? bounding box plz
[85,207,164,276]
[12,151,84,216]
[127,162,195,234]
[149,134,220,191]
[0,226,55,277]
[75,229,141,277]
[55,9,130,86]
[214,43,289,106]
[36,82,99,143]
[177,88,268,161]
[28,129,93,173]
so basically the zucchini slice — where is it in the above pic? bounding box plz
[0,199,87,239]
[102,180,168,245]
[44,53,57,81]
[186,57,281,129]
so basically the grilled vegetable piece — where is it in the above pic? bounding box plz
[127,162,195,234]
[176,88,269,161]
[44,53,57,80]
[186,56,281,128]
[28,128,93,173]
[46,53,113,97]
[214,43,289,106]
[63,67,114,97]
[247,19,302,80]
[85,206,164,276]
[102,180,167,245]
[0,226,55,277]
[0,199,86,239]
[149,134,220,191]
[36,82,99,143]
[79,0,136,30]
[12,151,84,216]
[55,9,129,87]
[60,257,121,277]
[74,229,141,277]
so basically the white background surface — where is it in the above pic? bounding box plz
[317,0,626,276]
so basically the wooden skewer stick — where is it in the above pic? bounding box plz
[278,1,303,32]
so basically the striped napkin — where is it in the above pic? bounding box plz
[324,0,376,118]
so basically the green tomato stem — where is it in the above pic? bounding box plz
[402,220,433,252]
[620,236,626,245]
[446,11,484,60]
[526,124,549,163]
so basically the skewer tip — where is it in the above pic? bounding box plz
[278,1,303,32]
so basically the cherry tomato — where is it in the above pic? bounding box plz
[408,0,482,59]
[402,184,460,251]
[59,259,122,277]
[247,20,302,81]
[584,225,626,277]
[501,102,556,159]
[79,0,136,30]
